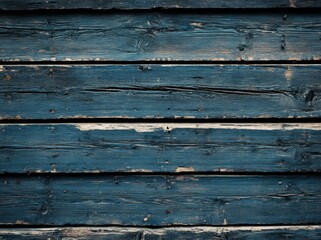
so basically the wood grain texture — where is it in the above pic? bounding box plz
[0,13,320,62]
[1,175,321,226]
[1,123,321,173]
[1,0,321,10]
[1,226,321,240]
[1,65,321,119]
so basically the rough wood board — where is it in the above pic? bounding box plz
[1,65,321,119]
[0,13,320,61]
[1,226,321,239]
[1,123,321,173]
[0,0,320,10]
[1,175,321,226]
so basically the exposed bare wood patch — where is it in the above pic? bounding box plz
[175,167,195,172]
[285,67,293,81]
[72,123,321,132]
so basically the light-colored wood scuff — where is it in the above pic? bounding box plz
[1,225,321,235]
[190,22,203,27]
[175,167,195,172]
[71,123,321,132]
[285,67,293,81]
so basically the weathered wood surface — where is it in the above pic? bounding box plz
[1,65,321,119]
[1,0,320,10]
[1,123,321,173]
[1,226,321,240]
[1,2,321,237]
[1,175,321,226]
[0,13,320,62]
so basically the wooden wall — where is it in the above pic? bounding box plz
[0,1,321,239]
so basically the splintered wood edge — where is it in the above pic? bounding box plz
[1,123,321,132]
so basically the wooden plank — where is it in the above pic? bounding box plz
[1,226,321,240]
[0,175,321,225]
[1,64,321,119]
[0,13,320,62]
[1,0,321,10]
[1,123,321,173]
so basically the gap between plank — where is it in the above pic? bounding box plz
[1,7,321,14]
[2,60,321,65]
[1,172,321,177]
[1,223,321,229]
[1,118,321,124]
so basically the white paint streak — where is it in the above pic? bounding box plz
[72,123,321,132]
[128,169,153,173]
[0,66,4,72]
[175,167,195,172]
[190,22,203,27]
[0,225,320,236]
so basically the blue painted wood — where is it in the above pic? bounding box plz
[0,0,320,10]
[0,175,320,226]
[0,1,320,236]
[1,123,321,173]
[0,13,320,61]
[1,226,321,240]
[1,65,320,119]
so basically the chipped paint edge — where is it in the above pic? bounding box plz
[71,123,321,132]
[1,123,321,132]
[0,225,320,236]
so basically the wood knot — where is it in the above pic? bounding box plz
[40,204,50,215]
[5,94,12,101]
[245,32,253,40]
[3,75,11,81]
[276,139,287,148]
[238,44,246,52]
[48,68,54,77]
[114,177,120,184]
[304,90,315,102]
[138,65,151,71]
